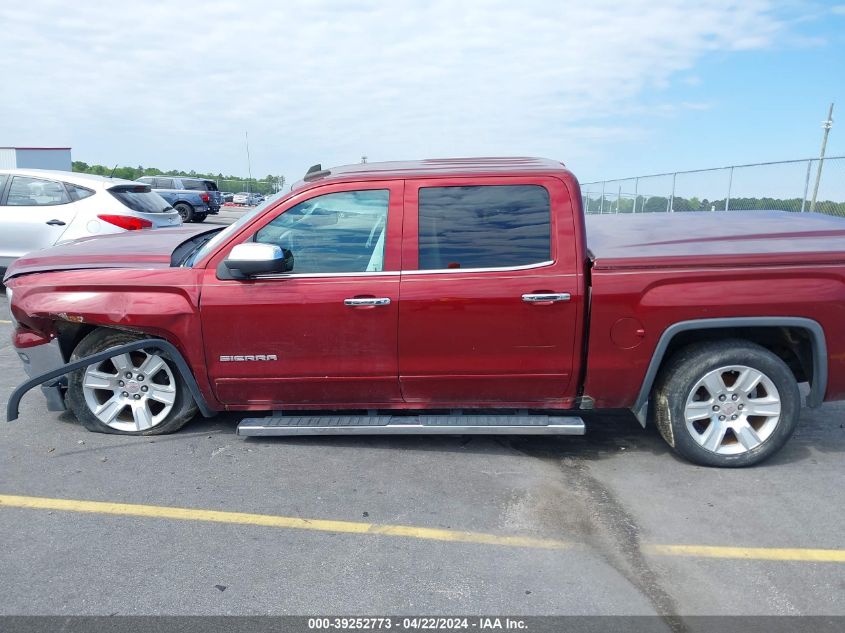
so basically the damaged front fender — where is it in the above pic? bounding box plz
[7,338,217,422]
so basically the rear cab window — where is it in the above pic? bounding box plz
[417,184,551,270]
[109,185,172,213]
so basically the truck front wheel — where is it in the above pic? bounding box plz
[66,329,198,435]
[653,340,800,467]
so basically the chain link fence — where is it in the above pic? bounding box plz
[581,156,845,217]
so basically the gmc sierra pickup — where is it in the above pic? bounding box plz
[5,157,845,467]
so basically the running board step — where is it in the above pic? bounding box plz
[237,415,585,437]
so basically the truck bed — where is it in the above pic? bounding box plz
[586,211,845,270]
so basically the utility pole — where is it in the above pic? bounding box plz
[809,103,834,213]
[245,131,254,194]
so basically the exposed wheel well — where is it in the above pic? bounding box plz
[55,323,145,363]
[634,318,828,425]
[663,326,814,385]
[56,322,97,362]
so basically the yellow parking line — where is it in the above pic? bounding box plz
[0,494,569,550]
[1,493,843,562]
[644,543,845,562]
[0,319,11,324]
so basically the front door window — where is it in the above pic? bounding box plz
[255,189,389,274]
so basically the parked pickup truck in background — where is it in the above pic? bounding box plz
[6,157,845,467]
[135,176,222,223]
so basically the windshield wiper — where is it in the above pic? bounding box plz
[179,233,218,267]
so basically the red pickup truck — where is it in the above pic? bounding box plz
[5,157,845,467]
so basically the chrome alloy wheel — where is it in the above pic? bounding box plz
[81,350,177,432]
[684,365,782,455]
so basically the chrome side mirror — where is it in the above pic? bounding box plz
[224,243,288,277]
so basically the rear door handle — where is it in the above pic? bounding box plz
[46,219,66,226]
[522,293,571,303]
[344,297,391,307]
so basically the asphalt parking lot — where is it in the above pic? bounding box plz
[206,205,251,226]
[0,293,844,618]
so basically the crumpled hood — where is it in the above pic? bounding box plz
[4,225,217,281]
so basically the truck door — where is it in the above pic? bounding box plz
[398,176,584,406]
[199,181,404,406]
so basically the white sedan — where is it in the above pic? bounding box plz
[232,191,262,206]
[0,169,182,269]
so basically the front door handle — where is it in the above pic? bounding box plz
[344,297,391,307]
[522,293,571,303]
[46,219,66,226]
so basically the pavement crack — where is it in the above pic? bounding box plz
[507,440,688,631]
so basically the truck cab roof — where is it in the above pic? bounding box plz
[292,157,572,190]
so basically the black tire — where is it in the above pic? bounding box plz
[174,203,194,223]
[192,213,207,223]
[66,329,198,435]
[653,339,800,467]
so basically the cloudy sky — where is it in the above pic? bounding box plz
[1,0,843,184]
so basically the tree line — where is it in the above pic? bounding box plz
[72,161,286,195]
[586,195,845,216]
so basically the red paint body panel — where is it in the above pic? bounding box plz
[583,212,845,407]
[398,175,584,405]
[6,268,222,410]
[200,180,405,407]
[583,263,845,407]
[6,157,845,416]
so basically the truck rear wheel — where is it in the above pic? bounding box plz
[66,329,198,435]
[653,340,800,467]
[174,202,194,223]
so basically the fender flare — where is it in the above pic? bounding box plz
[7,338,216,422]
[632,317,828,426]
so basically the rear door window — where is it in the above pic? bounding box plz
[109,186,172,213]
[6,176,71,206]
[182,179,206,191]
[154,178,175,188]
[417,184,551,270]
[182,179,218,192]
